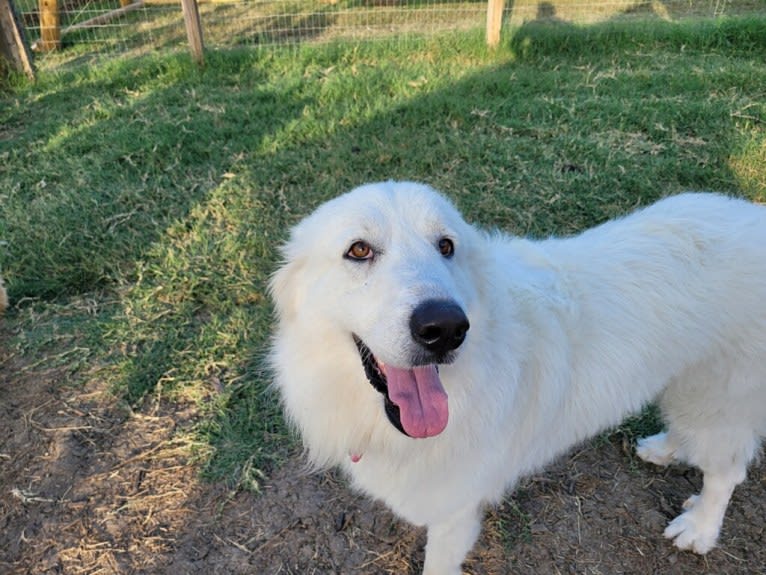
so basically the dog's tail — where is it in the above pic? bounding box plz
[0,277,7,314]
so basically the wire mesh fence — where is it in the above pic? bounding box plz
[12,0,178,56]
[11,0,766,65]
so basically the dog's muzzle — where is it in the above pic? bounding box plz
[354,299,469,438]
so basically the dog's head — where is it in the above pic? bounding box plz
[270,181,482,439]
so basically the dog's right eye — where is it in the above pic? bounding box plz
[346,241,373,261]
[438,237,455,258]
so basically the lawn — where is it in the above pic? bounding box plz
[1,13,765,572]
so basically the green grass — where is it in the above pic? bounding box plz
[1,16,765,488]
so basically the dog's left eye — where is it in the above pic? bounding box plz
[438,238,455,258]
[347,240,374,261]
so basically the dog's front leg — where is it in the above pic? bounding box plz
[422,505,482,575]
[664,464,746,554]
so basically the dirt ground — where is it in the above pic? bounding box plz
[2,325,766,575]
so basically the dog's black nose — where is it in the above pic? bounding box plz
[410,300,470,356]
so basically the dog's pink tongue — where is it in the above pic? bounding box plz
[383,365,448,438]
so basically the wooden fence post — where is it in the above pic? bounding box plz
[38,0,60,51]
[180,0,204,66]
[486,0,505,48]
[0,0,35,78]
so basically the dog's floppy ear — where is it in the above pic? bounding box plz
[268,249,307,321]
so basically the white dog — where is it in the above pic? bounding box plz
[269,181,766,574]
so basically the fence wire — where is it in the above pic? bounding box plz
[13,0,764,64]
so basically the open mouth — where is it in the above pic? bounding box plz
[353,335,449,439]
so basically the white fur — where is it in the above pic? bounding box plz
[269,181,766,574]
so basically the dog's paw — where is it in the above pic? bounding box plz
[664,505,719,554]
[636,432,676,466]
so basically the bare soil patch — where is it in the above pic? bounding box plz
[2,325,765,574]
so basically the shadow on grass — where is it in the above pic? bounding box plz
[510,5,766,59]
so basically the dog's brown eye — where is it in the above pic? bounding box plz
[347,241,373,261]
[438,238,454,258]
